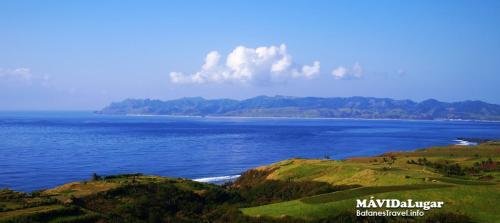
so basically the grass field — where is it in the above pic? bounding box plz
[241,142,500,222]
[242,184,500,222]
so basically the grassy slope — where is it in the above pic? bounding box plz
[243,185,500,222]
[242,142,500,222]
[0,175,214,222]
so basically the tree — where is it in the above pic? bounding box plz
[91,173,101,181]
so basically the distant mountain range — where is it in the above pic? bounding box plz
[97,96,500,121]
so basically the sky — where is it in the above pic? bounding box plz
[1,0,500,110]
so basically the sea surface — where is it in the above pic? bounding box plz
[1,111,499,192]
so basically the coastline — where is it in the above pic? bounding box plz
[121,113,500,123]
[190,138,485,185]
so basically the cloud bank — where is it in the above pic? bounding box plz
[170,44,320,84]
[0,68,33,81]
[0,67,51,86]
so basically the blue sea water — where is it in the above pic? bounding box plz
[0,111,499,192]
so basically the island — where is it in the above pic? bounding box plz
[97,96,500,121]
[1,141,499,222]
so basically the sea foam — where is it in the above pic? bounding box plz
[193,175,241,183]
[453,139,478,146]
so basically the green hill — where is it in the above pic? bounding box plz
[1,142,499,222]
[241,142,500,222]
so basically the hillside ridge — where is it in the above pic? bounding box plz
[97,95,500,121]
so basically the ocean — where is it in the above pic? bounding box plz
[1,111,499,192]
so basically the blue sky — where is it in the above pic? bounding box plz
[1,0,500,110]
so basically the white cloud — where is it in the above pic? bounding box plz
[331,62,363,80]
[0,67,51,86]
[202,51,221,70]
[331,66,347,79]
[0,68,33,81]
[169,44,320,84]
[396,68,406,76]
[300,61,321,78]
